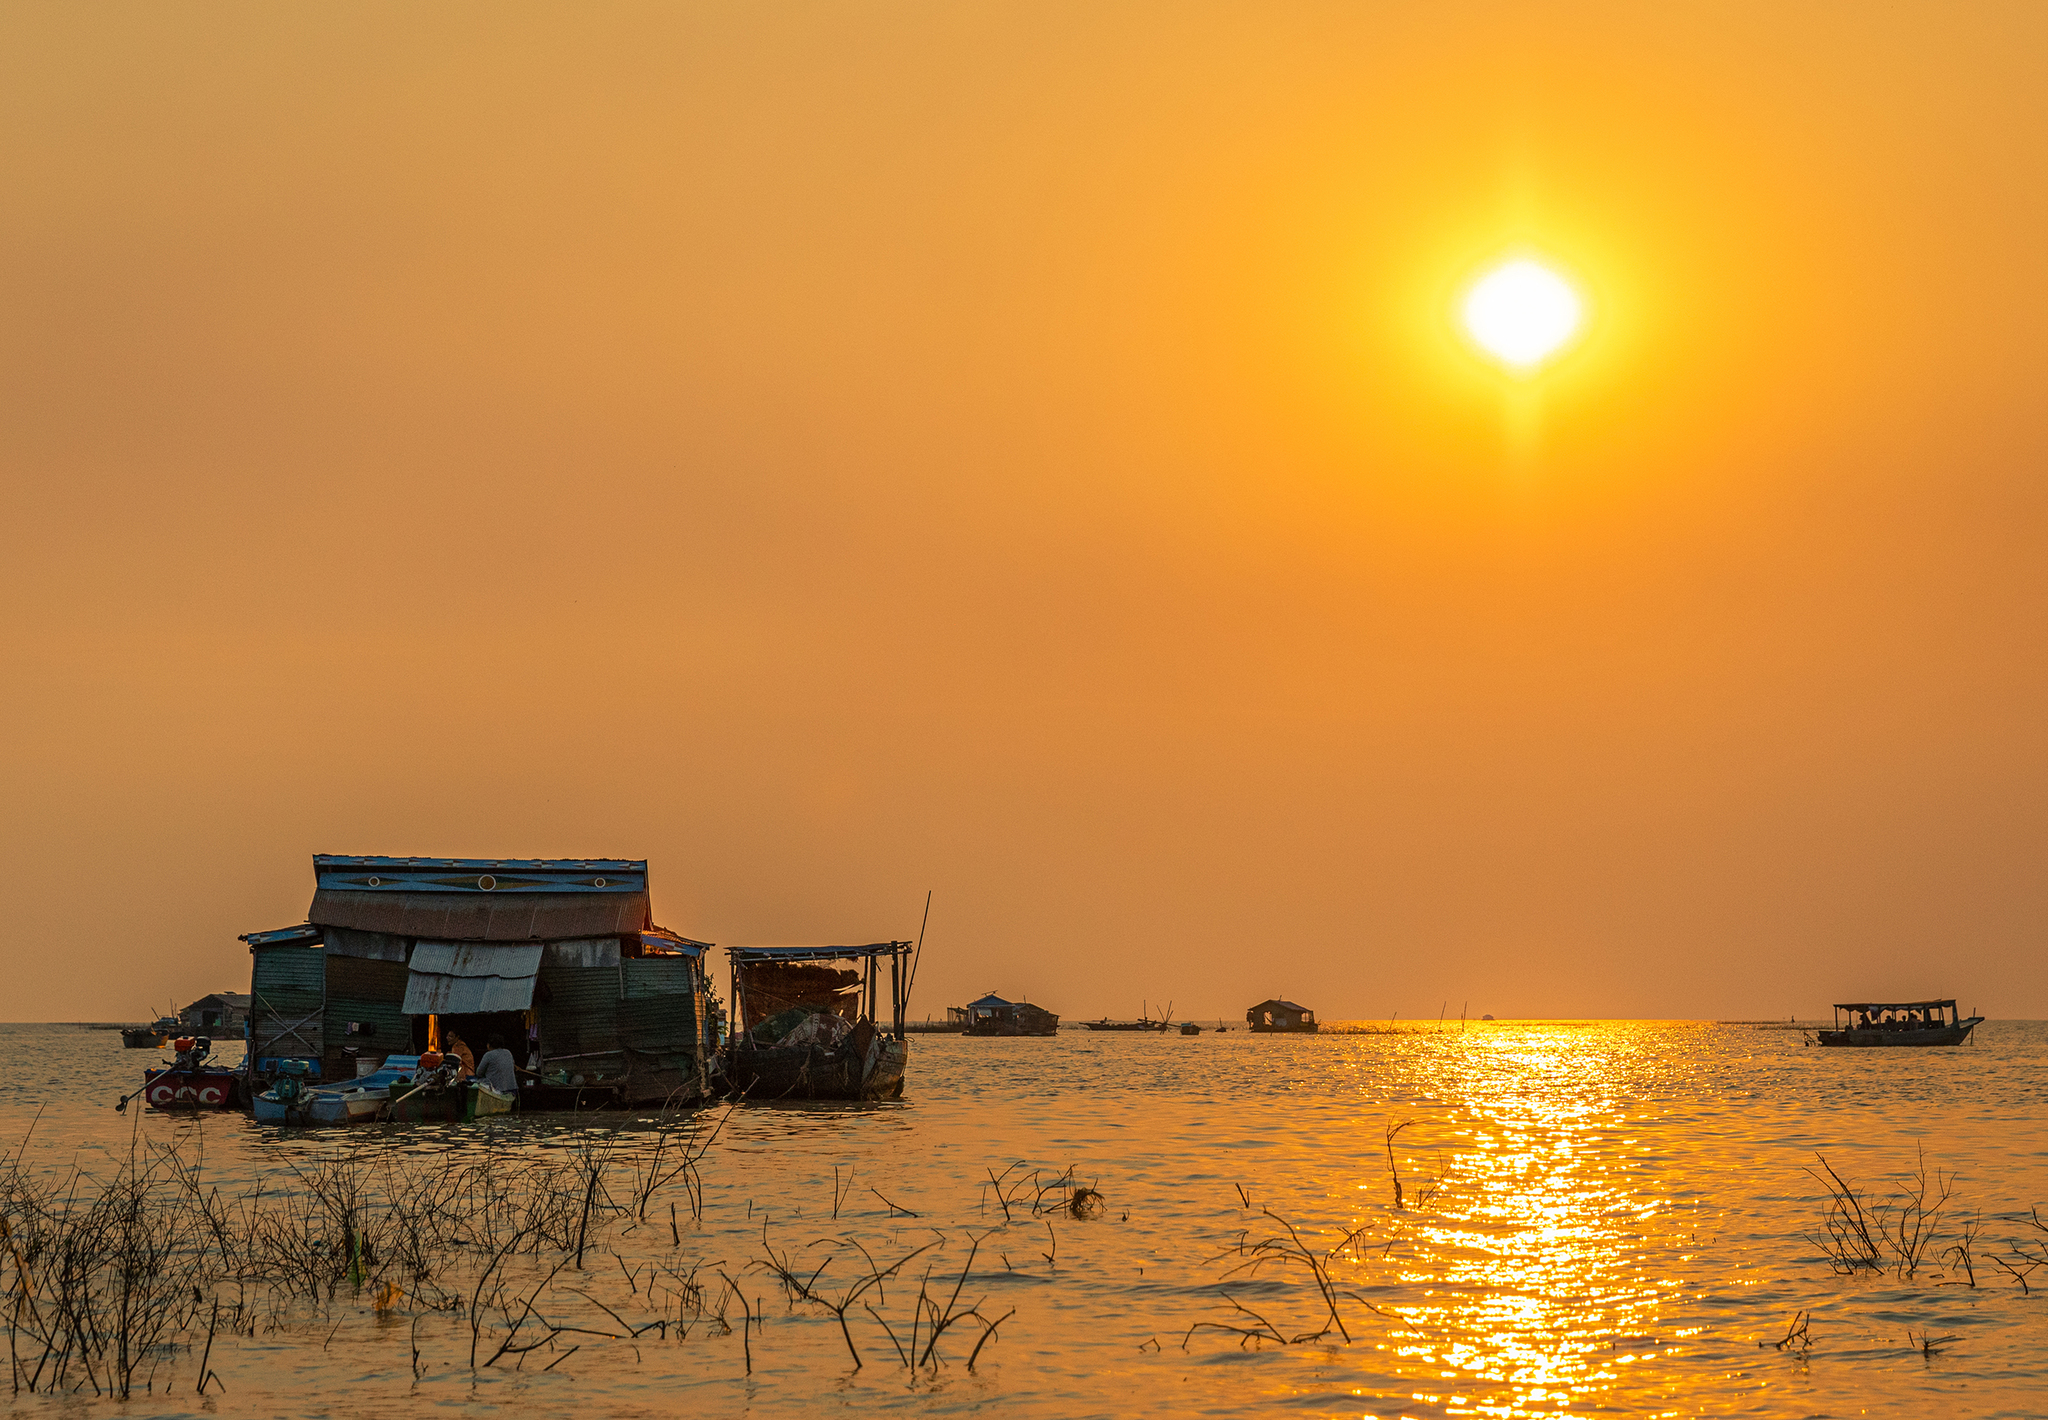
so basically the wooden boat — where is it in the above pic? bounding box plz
[733,1030,909,1100]
[123,1015,181,1048]
[142,1067,241,1109]
[1179,1021,1202,1035]
[386,1075,517,1122]
[725,942,913,1100]
[140,1037,242,1110]
[1816,999,1983,1047]
[1080,1001,1172,1032]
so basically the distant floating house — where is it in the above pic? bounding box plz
[240,855,714,1106]
[961,992,1059,1037]
[179,992,250,1034]
[1246,998,1318,1034]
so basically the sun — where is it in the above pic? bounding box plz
[1462,258,1583,370]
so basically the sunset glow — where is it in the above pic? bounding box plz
[1461,259,1583,369]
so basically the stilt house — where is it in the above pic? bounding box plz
[179,993,250,1034]
[242,856,713,1105]
[1246,998,1318,1033]
[962,993,1060,1036]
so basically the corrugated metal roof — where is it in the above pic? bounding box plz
[401,942,541,1015]
[410,942,544,977]
[968,993,1013,1008]
[401,972,537,1014]
[310,888,649,941]
[241,923,321,949]
[727,942,911,962]
[642,926,709,957]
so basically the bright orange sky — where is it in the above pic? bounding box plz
[4,3,2046,1022]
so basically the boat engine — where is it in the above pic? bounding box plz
[172,1036,212,1071]
[271,1058,314,1119]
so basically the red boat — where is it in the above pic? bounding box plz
[140,1038,244,1110]
[142,1068,241,1109]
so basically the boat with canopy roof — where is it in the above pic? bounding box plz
[1816,999,1983,1047]
[725,942,912,1099]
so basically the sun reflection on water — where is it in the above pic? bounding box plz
[1335,1026,1687,1417]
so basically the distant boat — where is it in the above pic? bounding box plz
[1080,1000,1173,1031]
[1816,999,1982,1048]
[1179,1021,1201,1035]
[122,1015,180,1049]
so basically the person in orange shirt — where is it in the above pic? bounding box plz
[445,1033,477,1076]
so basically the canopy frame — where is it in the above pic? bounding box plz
[728,942,913,1043]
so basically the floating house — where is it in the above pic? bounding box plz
[242,856,714,1106]
[961,993,1060,1037]
[1246,998,1318,1033]
[178,992,250,1034]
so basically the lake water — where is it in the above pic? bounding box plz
[3,1019,2045,1418]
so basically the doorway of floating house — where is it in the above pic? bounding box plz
[414,1010,536,1068]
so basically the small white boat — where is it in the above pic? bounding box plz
[306,1057,422,1124]
[256,1056,421,1125]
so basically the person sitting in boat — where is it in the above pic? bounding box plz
[445,1033,477,1077]
[1854,1010,1871,1029]
[477,1035,518,1098]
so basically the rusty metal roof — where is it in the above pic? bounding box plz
[310,888,649,941]
[306,854,653,941]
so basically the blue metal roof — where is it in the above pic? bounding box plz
[967,993,1014,1008]
[313,855,647,895]
[240,923,322,949]
[642,929,710,958]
